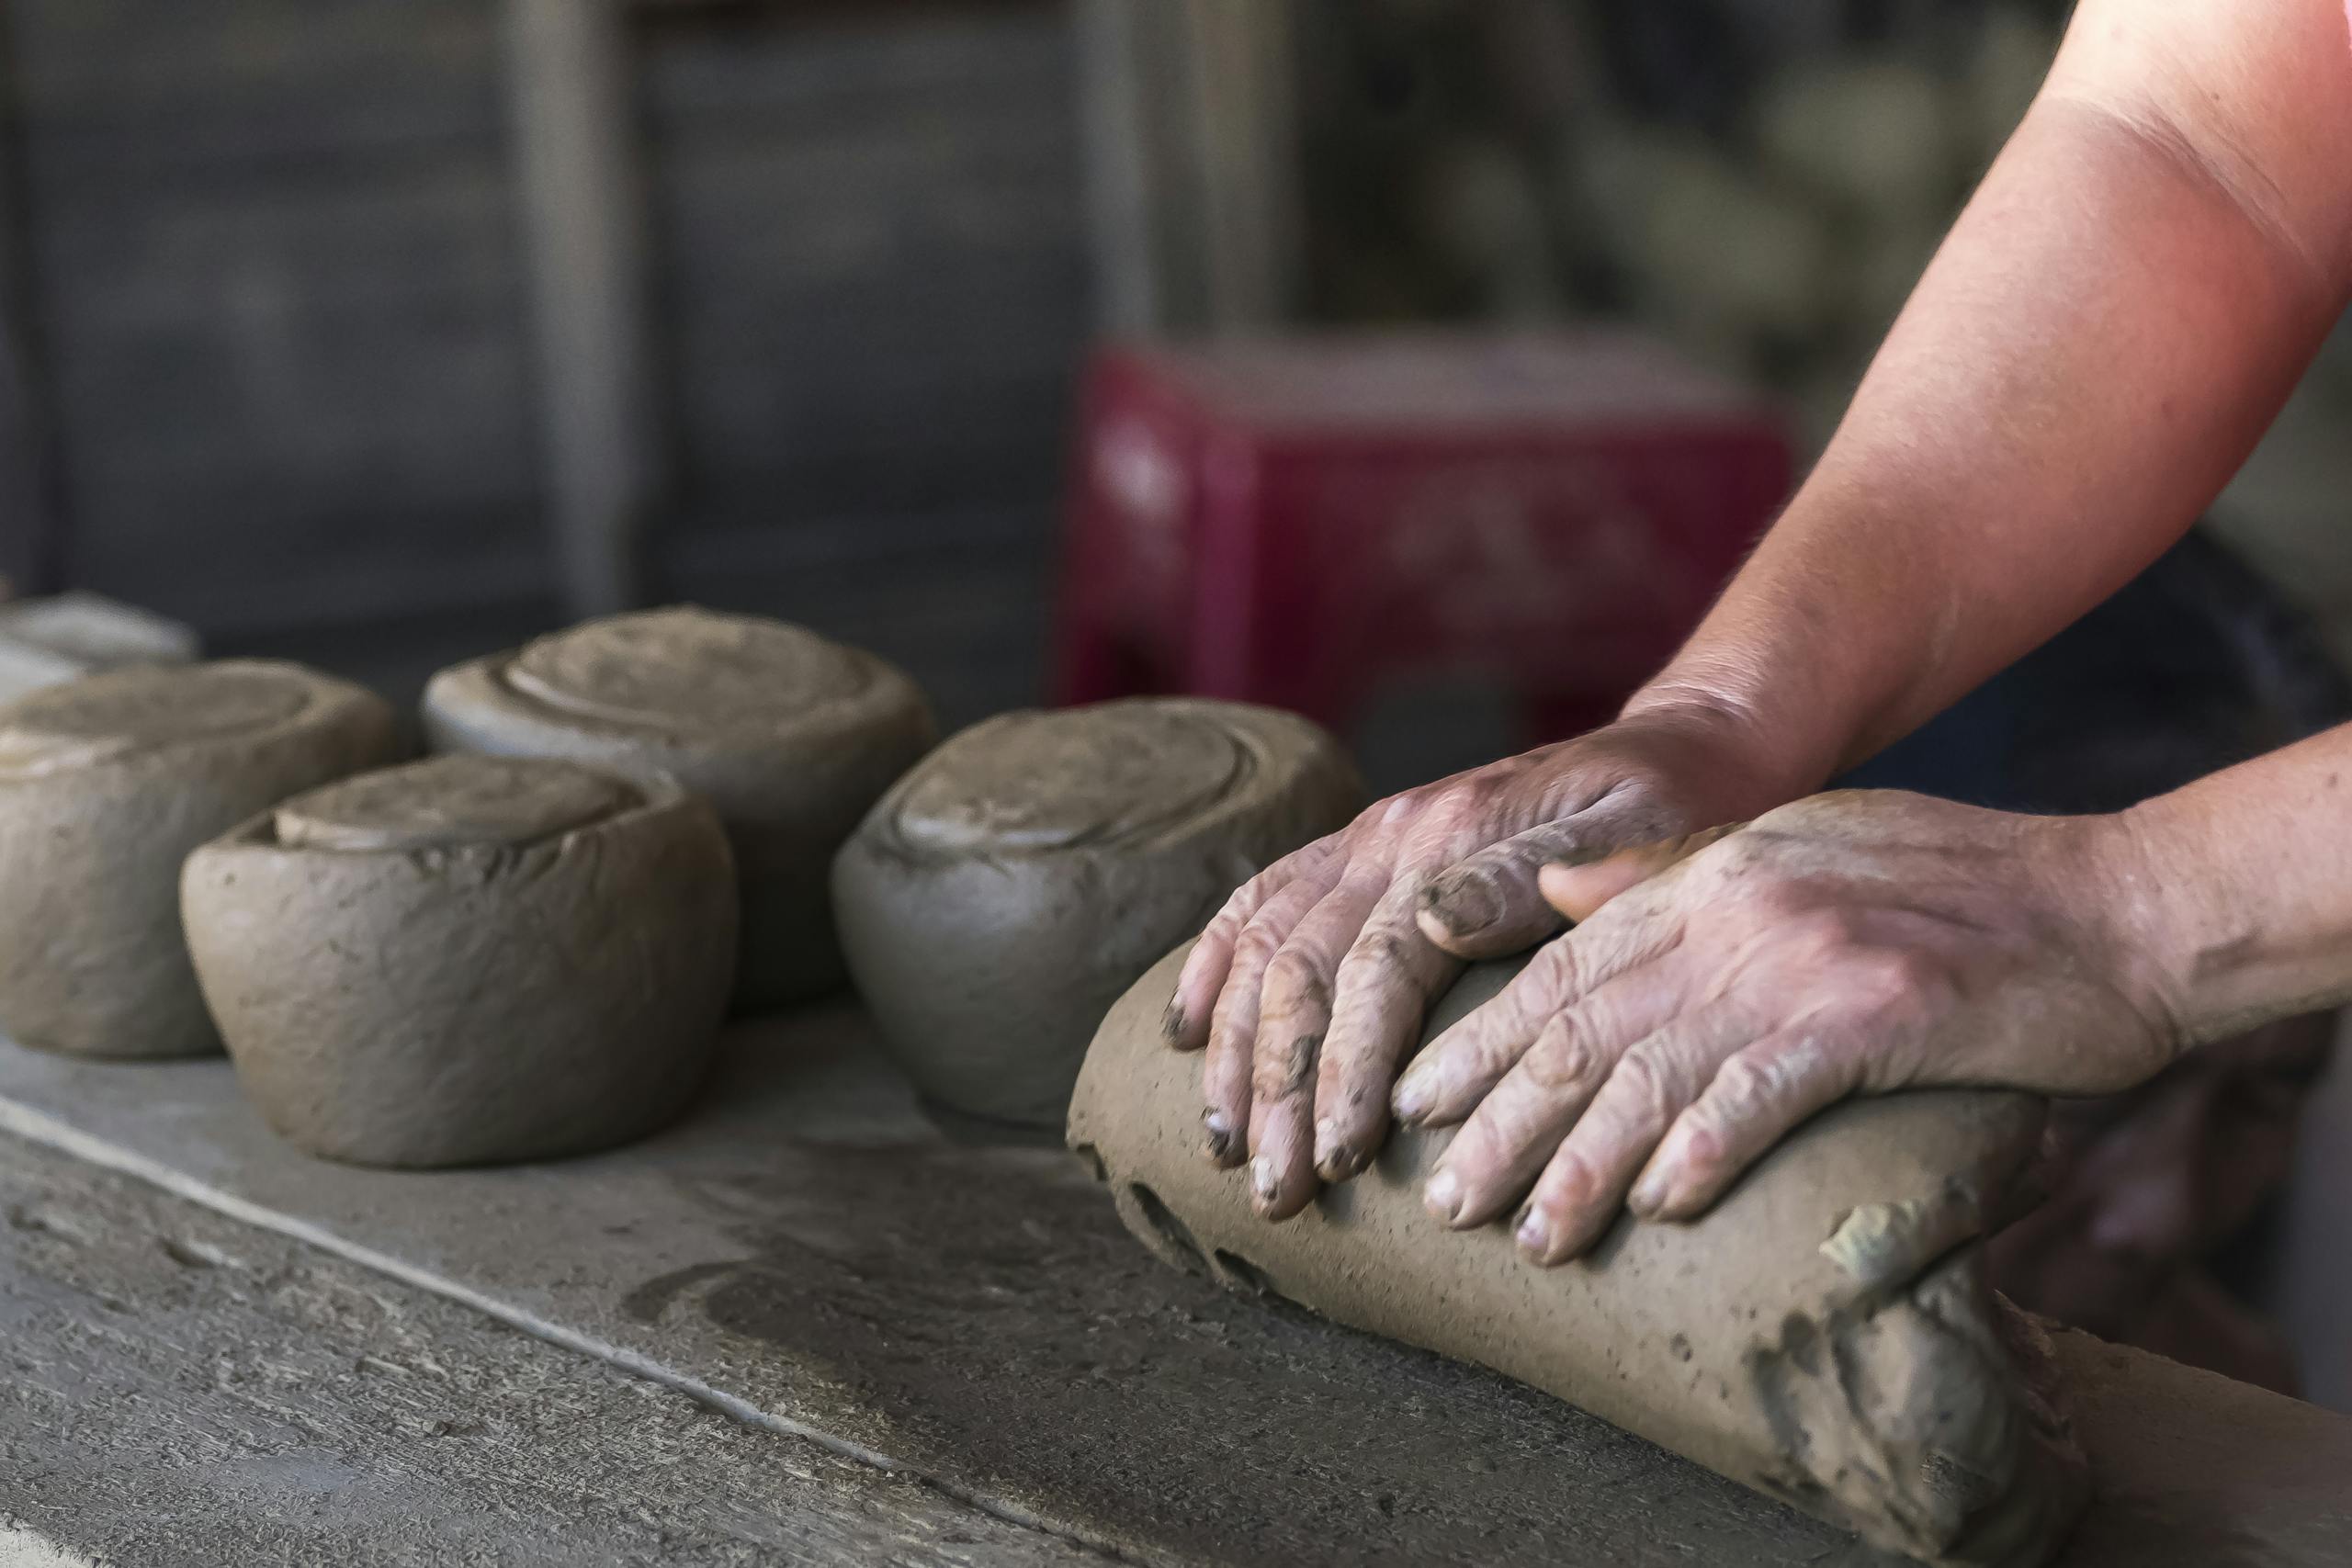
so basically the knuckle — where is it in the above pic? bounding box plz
[1230,915,1289,969]
[1537,1149,1600,1209]
[1611,1045,1681,1127]
[1523,1021,1600,1092]
[1787,905,1865,957]
[1707,1050,1781,1113]
[1340,926,1426,985]
[1261,946,1335,1014]
[1251,1029,1319,1101]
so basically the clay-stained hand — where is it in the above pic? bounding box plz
[1159,703,1777,1223]
[1398,789,2190,1263]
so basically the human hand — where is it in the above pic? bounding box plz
[1160,702,1782,1222]
[1397,789,2188,1264]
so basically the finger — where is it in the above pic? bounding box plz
[1248,878,1385,1220]
[1166,837,1346,1051]
[1513,1009,1752,1265]
[1311,874,1462,1182]
[1538,823,1741,923]
[1199,875,1330,1167]
[1393,897,1683,1127]
[1630,1030,1862,1222]
[1419,975,1687,1229]
[1415,790,1689,957]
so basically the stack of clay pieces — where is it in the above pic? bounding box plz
[834,698,1361,1130]
[0,592,201,704]
[1071,950,2090,1568]
[0,660,396,1058]
[183,755,737,1168]
[423,606,933,1011]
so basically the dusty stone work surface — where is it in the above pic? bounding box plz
[0,1134,1098,1568]
[0,1005,2346,1566]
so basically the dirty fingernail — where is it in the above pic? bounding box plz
[1515,1203,1551,1257]
[1422,877,1496,936]
[1251,1156,1279,1206]
[1160,1000,1187,1042]
[1313,1118,1360,1180]
[1202,1109,1238,1166]
[1424,1168,1464,1224]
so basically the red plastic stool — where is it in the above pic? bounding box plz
[1055,333,1792,747]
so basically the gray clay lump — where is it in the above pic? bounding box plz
[1070,948,2091,1568]
[182,753,737,1168]
[833,698,1362,1130]
[421,605,934,1011]
[0,660,398,1059]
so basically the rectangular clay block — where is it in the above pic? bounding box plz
[1069,947,2089,1567]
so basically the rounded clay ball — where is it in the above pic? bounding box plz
[831,698,1362,1130]
[421,605,934,1011]
[181,754,738,1168]
[0,660,399,1058]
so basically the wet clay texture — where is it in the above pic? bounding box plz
[181,754,738,1168]
[834,699,1361,1131]
[0,660,398,1059]
[1070,948,2091,1567]
[421,606,933,1011]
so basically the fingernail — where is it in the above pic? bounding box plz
[1160,1000,1187,1042]
[1424,1168,1464,1224]
[1515,1202,1552,1257]
[1628,1167,1670,1218]
[1422,878,1497,937]
[1251,1156,1279,1206]
[1313,1118,1359,1180]
[1202,1109,1237,1166]
[1392,1072,1433,1124]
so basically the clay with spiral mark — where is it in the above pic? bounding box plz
[835,699,1361,1131]
[421,605,934,1011]
[0,660,399,1059]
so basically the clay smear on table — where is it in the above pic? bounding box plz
[1071,947,2089,1568]
[0,660,396,1059]
[424,605,933,1011]
[836,699,1361,1130]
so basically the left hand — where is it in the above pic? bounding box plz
[1394,789,2189,1265]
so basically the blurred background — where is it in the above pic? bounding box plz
[0,0,2348,1406]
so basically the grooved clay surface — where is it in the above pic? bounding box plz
[833,699,1361,1128]
[0,660,398,1059]
[423,606,935,1010]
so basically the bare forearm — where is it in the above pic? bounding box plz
[2115,722,2352,1043]
[1630,1,2352,800]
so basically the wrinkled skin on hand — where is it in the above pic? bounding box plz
[1398,789,2188,1264]
[1159,706,1775,1221]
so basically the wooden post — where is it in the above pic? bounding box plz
[502,0,663,617]
[1075,0,1303,337]
[0,0,65,597]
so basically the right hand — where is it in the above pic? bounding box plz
[1160,702,1779,1222]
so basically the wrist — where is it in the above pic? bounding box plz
[2060,808,2201,1053]
[1615,678,1833,819]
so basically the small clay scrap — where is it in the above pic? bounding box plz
[182,754,737,1168]
[1070,948,2090,1568]
[422,606,933,1010]
[0,660,397,1058]
[835,699,1361,1130]
[0,591,199,704]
